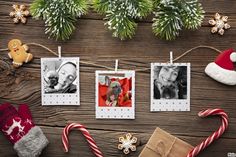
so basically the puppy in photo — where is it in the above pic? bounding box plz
[156,80,179,99]
[151,63,190,112]
[105,76,121,107]
[96,71,135,119]
[98,75,132,107]
[44,70,59,89]
[154,66,187,99]
[43,61,77,94]
[41,57,80,106]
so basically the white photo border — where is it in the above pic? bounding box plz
[150,63,191,111]
[41,57,80,105]
[95,70,135,119]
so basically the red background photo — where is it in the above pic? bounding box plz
[98,77,132,107]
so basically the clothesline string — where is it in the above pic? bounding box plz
[0,43,221,72]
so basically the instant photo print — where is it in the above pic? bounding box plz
[150,63,191,111]
[96,70,135,119]
[41,57,80,105]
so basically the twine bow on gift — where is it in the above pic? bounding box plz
[155,138,177,157]
[145,133,179,157]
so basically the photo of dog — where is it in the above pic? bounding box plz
[44,71,59,89]
[105,76,121,107]
[156,81,179,99]
[153,65,187,99]
[105,76,131,107]
[97,73,133,107]
[41,57,80,106]
[42,60,77,94]
[96,70,135,119]
[150,63,190,112]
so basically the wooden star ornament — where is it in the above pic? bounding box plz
[209,13,230,35]
[9,4,30,24]
[118,133,137,154]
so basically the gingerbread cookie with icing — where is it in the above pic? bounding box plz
[8,39,33,67]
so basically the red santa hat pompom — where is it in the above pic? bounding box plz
[205,48,236,85]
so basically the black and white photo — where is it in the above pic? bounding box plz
[153,65,187,99]
[150,63,190,111]
[41,57,80,105]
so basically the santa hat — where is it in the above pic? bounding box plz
[205,48,236,85]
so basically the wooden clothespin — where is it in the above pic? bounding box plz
[58,46,62,59]
[170,51,173,64]
[115,59,119,72]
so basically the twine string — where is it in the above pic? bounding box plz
[27,43,59,56]
[0,43,221,71]
[172,45,221,62]
[0,48,8,51]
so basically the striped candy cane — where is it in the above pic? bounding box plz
[187,109,229,157]
[62,123,103,157]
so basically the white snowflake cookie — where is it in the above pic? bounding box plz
[9,4,30,24]
[209,13,230,35]
[118,133,137,154]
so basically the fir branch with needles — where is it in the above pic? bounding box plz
[30,0,88,41]
[180,0,205,29]
[152,0,205,40]
[93,0,153,40]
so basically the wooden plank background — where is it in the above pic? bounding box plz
[0,0,236,156]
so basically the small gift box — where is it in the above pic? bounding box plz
[139,127,193,157]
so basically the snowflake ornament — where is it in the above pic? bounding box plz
[9,4,30,24]
[25,119,32,125]
[118,133,137,154]
[209,13,230,35]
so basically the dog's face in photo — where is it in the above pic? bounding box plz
[105,76,122,106]
[160,83,179,99]
[155,79,179,99]
[45,71,59,88]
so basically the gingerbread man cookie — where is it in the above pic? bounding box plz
[8,39,33,67]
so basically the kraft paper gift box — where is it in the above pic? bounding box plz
[139,127,193,157]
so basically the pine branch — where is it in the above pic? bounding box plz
[135,0,153,18]
[105,12,137,40]
[152,0,182,40]
[94,0,152,40]
[152,0,204,40]
[30,0,88,41]
[93,0,110,13]
[30,0,47,19]
[180,0,205,29]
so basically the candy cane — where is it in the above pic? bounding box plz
[62,123,103,157]
[187,109,229,157]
